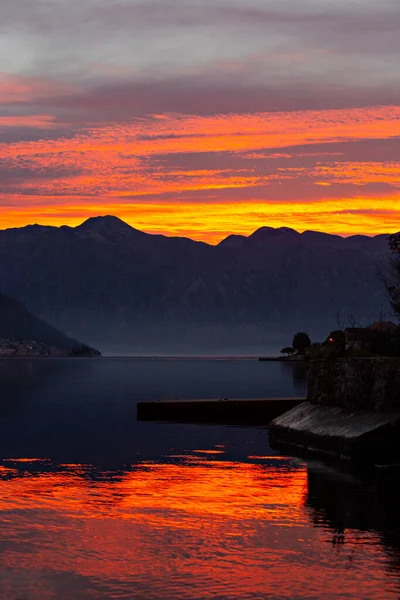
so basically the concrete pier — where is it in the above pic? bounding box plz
[137,397,305,425]
[269,358,400,466]
[269,401,400,465]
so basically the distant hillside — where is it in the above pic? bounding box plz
[0,293,98,355]
[0,216,396,353]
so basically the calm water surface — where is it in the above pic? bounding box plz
[0,358,399,600]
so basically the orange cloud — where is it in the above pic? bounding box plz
[1,104,399,239]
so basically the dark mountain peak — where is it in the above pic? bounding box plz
[249,226,275,239]
[278,227,300,236]
[77,215,139,235]
[24,223,53,231]
[218,234,247,248]
[248,226,300,243]
[17,223,60,234]
[344,234,393,250]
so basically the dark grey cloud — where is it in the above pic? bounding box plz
[1,0,399,82]
[0,165,81,186]
[2,0,400,39]
[147,137,400,173]
[113,179,399,204]
[5,76,399,132]
[0,127,82,144]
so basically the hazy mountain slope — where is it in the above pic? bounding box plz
[0,292,84,350]
[0,216,394,352]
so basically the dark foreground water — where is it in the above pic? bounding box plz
[0,358,399,600]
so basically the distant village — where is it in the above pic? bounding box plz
[0,338,68,357]
[0,337,100,358]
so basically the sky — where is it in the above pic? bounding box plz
[0,0,399,243]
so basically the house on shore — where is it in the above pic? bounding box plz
[344,328,372,351]
[345,321,398,351]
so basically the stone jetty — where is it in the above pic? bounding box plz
[269,358,400,466]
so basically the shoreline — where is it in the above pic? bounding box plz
[258,356,304,362]
[0,354,304,361]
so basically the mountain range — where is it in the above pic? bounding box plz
[0,216,395,354]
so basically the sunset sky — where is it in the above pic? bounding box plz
[1,0,399,243]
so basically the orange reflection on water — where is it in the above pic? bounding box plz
[0,458,307,527]
[3,457,50,463]
[0,456,397,600]
[191,449,226,455]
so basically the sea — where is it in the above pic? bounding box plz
[0,358,399,600]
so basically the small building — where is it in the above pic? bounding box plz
[344,327,373,351]
[345,322,399,351]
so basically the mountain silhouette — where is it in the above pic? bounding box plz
[0,217,395,353]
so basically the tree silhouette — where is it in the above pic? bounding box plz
[292,332,311,354]
[281,346,294,358]
[323,330,346,356]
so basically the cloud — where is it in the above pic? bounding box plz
[2,0,400,42]
[1,72,399,140]
[0,114,57,128]
[1,0,400,130]
[1,1,400,90]
[1,0,399,239]
[45,77,400,122]
[0,103,399,240]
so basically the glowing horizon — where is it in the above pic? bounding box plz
[0,201,398,245]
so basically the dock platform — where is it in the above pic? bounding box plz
[137,397,305,425]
